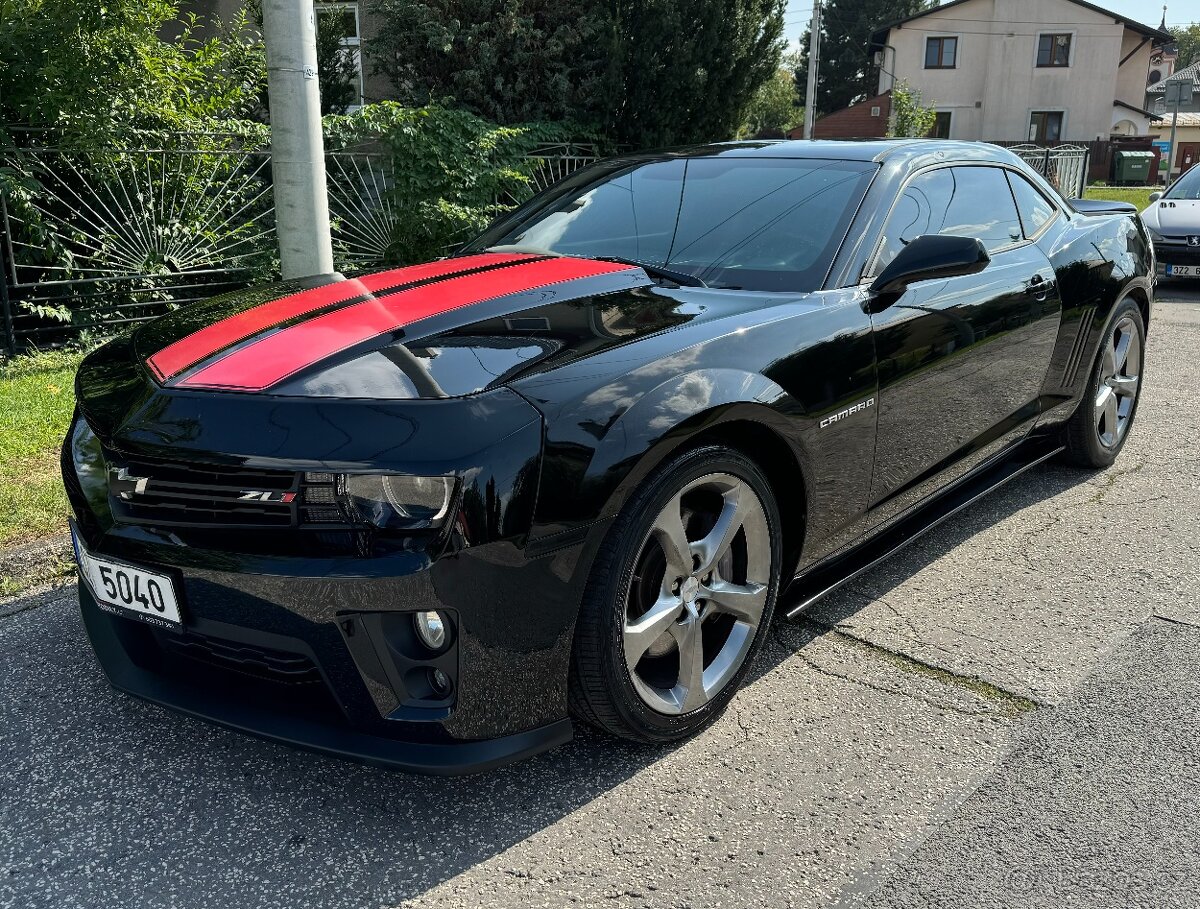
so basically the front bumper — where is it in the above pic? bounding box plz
[78,581,573,774]
[64,364,600,774]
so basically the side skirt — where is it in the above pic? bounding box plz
[784,435,1065,619]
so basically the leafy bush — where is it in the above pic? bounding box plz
[0,0,263,147]
[325,103,583,263]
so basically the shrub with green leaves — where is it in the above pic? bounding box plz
[325,104,582,264]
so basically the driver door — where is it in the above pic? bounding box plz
[865,164,1062,519]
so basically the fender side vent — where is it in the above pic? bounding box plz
[1062,308,1095,389]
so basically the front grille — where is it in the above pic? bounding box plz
[159,631,323,685]
[106,455,352,530]
[1154,241,1200,266]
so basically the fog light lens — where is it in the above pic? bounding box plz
[414,610,447,651]
[430,668,452,697]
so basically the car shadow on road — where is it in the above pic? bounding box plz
[0,463,1091,907]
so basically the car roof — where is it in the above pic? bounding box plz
[630,139,1018,166]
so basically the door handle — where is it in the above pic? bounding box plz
[1028,274,1053,300]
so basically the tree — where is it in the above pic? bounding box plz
[1169,24,1200,69]
[793,0,936,118]
[365,0,788,148]
[887,80,936,138]
[364,0,617,125]
[610,0,788,147]
[740,57,803,137]
[0,0,262,146]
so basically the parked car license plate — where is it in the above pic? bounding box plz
[1167,265,1196,276]
[71,529,183,627]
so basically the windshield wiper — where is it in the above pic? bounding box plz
[592,256,709,288]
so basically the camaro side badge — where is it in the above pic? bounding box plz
[820,397,875,429]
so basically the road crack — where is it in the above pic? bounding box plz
[789,618,1042,719]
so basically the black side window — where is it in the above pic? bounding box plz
[1006,172,1058,237]
[875,166,1023,272]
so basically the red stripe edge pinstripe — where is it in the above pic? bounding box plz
[146,253,533,381]
[177,257,638,392]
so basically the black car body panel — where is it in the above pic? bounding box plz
[64,140,1153,772]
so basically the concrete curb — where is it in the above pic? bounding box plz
[0,534,73,602]
[0,534,72,576]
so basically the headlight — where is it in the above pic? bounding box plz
[343,474,455,530]
[1145,225,1164,242]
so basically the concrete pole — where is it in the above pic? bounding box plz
[803,0,822,139]
[261,0,335,279]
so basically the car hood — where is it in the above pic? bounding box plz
[1142,197,1200,235]
[77,253,791,459]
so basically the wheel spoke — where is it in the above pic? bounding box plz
[1094,385,1114,428]
[1100,335,1117,380]
[1104,389,1119,438]
[692,481,747,576]
[624,594,681,667]
[671,618,707,712]
[1111,374,1139,398]
[1112,329,1132,375]
[650,493,692,577]
[702,578,767,625]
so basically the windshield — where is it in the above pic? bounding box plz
[465,156,877,293]
[1165,166,1200,200]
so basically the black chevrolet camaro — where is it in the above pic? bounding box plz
[64,140,1153,773]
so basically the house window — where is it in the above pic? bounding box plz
[925,36,958,69]
[1028,111,1064,143]
[1037,33,1072,67]
[316,2,364,109]
[930,112,952,139]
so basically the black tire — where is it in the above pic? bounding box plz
[1061,297,1146,469]
[568,445,783,743]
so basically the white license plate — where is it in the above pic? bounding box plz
[71,532,183,627]
[1167,265,1196,276]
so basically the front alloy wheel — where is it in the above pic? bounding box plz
[624,474,771,715]
[570,446,782,743]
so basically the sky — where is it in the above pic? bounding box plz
[783,0,1200,47]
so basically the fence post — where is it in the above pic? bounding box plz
[1081,150,1091,197]
[0,193,16,357]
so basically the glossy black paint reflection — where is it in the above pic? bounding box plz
[868,234,990,302]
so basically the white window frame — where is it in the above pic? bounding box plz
[315,1,365,110]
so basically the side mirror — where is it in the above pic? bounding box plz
[1149,192,1163,203]
[868,234,991,307]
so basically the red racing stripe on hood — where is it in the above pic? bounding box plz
[146,252,534,381]
[175,257,639,392]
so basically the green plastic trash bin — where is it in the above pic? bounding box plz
[1113,150,1153,186]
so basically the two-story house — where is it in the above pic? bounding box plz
[864,0,1169,141]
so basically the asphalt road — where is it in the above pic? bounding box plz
[1,294,1198,909]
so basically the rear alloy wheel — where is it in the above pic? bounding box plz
[569,446,782,743]
[1063,298,1145,468]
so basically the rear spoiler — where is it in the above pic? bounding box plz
[1070,198,1139,216]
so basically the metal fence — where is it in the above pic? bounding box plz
[990,143,1092,198]
[0,137,600,355]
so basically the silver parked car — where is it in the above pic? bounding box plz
[1142,167,1200,279]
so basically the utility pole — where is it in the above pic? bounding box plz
[261,0,335,279]
[803,0,822,139]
